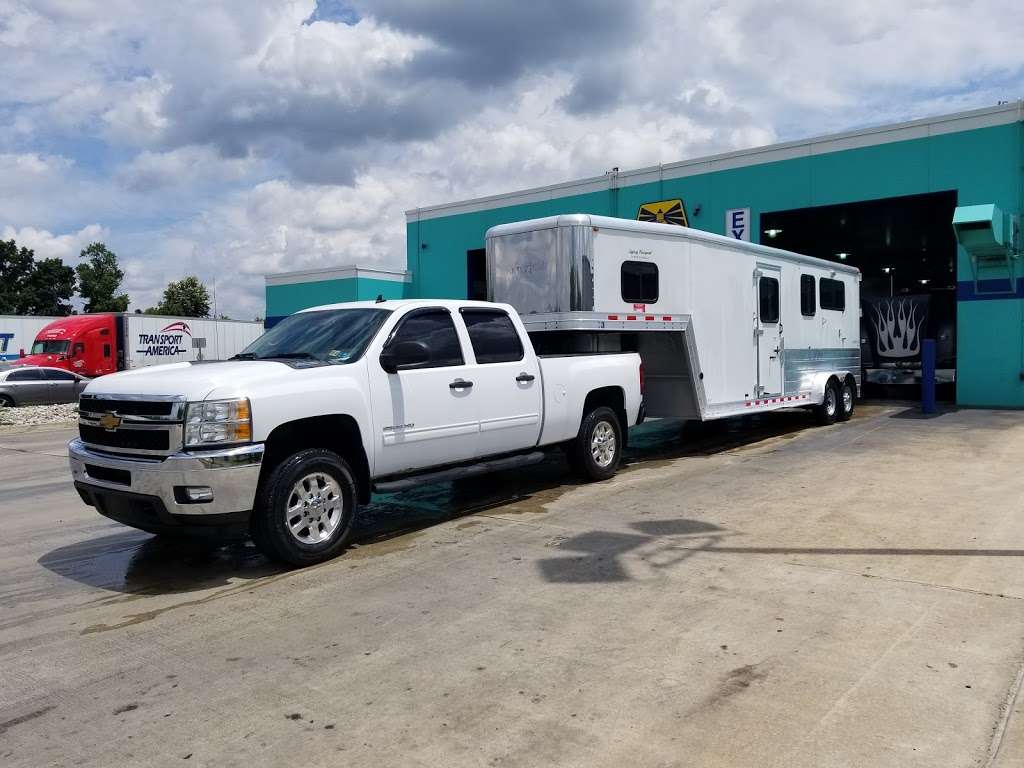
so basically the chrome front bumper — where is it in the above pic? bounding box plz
[69,438,263,518]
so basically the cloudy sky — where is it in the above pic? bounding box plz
[2,0,1022,318]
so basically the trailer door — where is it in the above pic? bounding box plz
[756,264,783,396]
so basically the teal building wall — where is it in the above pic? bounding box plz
[265,271,408,328]
[404,107,1024,408]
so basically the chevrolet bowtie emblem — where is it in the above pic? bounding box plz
[98,412,122,430]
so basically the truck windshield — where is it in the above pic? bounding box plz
[30,340,69,355]
[234,308,391,364]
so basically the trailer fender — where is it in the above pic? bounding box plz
[807,373,838,405]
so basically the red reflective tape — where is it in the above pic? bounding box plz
[662,315,672,321]
[627,315,637,321]
[608,315,618,320]
[745,402,752,407]
[645,315,655,321]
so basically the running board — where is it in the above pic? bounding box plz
[373,451,546,494]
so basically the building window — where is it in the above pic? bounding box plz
[388,309,464,368]
[820,278,846,311]
[460,309,524,364]
[621,261,659,304]
[800,274,816,317]
[759,277,780,323]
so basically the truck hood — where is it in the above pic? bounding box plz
[18,353,68,368]
[82,360,301,401]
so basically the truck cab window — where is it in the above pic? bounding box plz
[621,261,659,304]
[103,344,111,358]
[759,277,780,323]
[800,274,816,317]
[73,343,85,356]
[390,310,464,368]
[820,278,846,311]
[460,309,524,364]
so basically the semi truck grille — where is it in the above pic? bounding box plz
[79,424,170,451]
[79,398,176,417]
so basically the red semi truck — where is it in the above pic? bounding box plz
[19,314,263,378]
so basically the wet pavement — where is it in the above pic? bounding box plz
[2,405,1024,767]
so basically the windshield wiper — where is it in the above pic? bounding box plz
[230,352,259,360]
[262,352,318,360]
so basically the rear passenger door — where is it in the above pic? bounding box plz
[43,368,80,403]
[460,308,543,457]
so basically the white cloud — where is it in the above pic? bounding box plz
[0,223,108,261]
[0,0,1022,318]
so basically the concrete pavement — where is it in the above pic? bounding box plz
[1,405,1023,767]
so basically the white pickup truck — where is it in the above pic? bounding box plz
[69,300,643,565]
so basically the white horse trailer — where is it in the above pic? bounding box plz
[486,215,861,424]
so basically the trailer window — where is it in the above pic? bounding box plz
[759,277,780,324]
[460,309,524,364]
[820,278,846,311]
[621,261,658,304]
[389,309,464,368]
[800,274,816,317]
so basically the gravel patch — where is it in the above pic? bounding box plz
[0,403,79,427]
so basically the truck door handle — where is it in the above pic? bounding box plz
[516,373,535,383]
[449,379,473,390]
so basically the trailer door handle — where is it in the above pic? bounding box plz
[449,379,473,390]
[516,373,535,383]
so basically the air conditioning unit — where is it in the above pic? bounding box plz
[952,204,1020,295]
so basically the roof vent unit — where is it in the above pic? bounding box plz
[952,204,1020,296]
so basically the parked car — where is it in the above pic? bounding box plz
[68,299,644,566]
[0,366,89,406]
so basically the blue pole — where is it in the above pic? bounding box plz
[921,338,937,414]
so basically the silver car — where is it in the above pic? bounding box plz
[0,366,89,407]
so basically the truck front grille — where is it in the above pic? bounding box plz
[79,424,171,452]
[79,398,176,418]
[78,395,185,456]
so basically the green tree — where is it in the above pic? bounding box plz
[77,242,129,312]
[150,275,211,317]
[25,258,76,315]
[0,239,36,314]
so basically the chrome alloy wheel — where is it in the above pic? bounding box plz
[285,472,344,545]
[842,385,853,414]
[591,420,617,468]
[824,386,837,417]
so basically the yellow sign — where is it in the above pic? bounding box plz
[98,413,122,430]
[638,199,688,227]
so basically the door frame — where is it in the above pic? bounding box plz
[755,263,783,397]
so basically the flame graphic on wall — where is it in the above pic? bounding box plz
[872,299,925,359]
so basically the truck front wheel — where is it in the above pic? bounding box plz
[569,406,623,482]
[251,448,358,567]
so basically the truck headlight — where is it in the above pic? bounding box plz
[185,398,252,447]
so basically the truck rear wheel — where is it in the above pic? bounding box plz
[251,448,357,567]
[569,406,623,482]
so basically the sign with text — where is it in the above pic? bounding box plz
[726,208,751,241]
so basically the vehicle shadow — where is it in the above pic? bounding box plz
[537,518,1024,584]
[37,410,833,595]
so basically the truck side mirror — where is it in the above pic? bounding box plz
[380,340,430,374]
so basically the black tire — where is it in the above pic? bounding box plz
[569,406,623,482]
[250,448,358,567]
[815,380,839,426]
[836,378,855,422]
[0,394,14,408]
